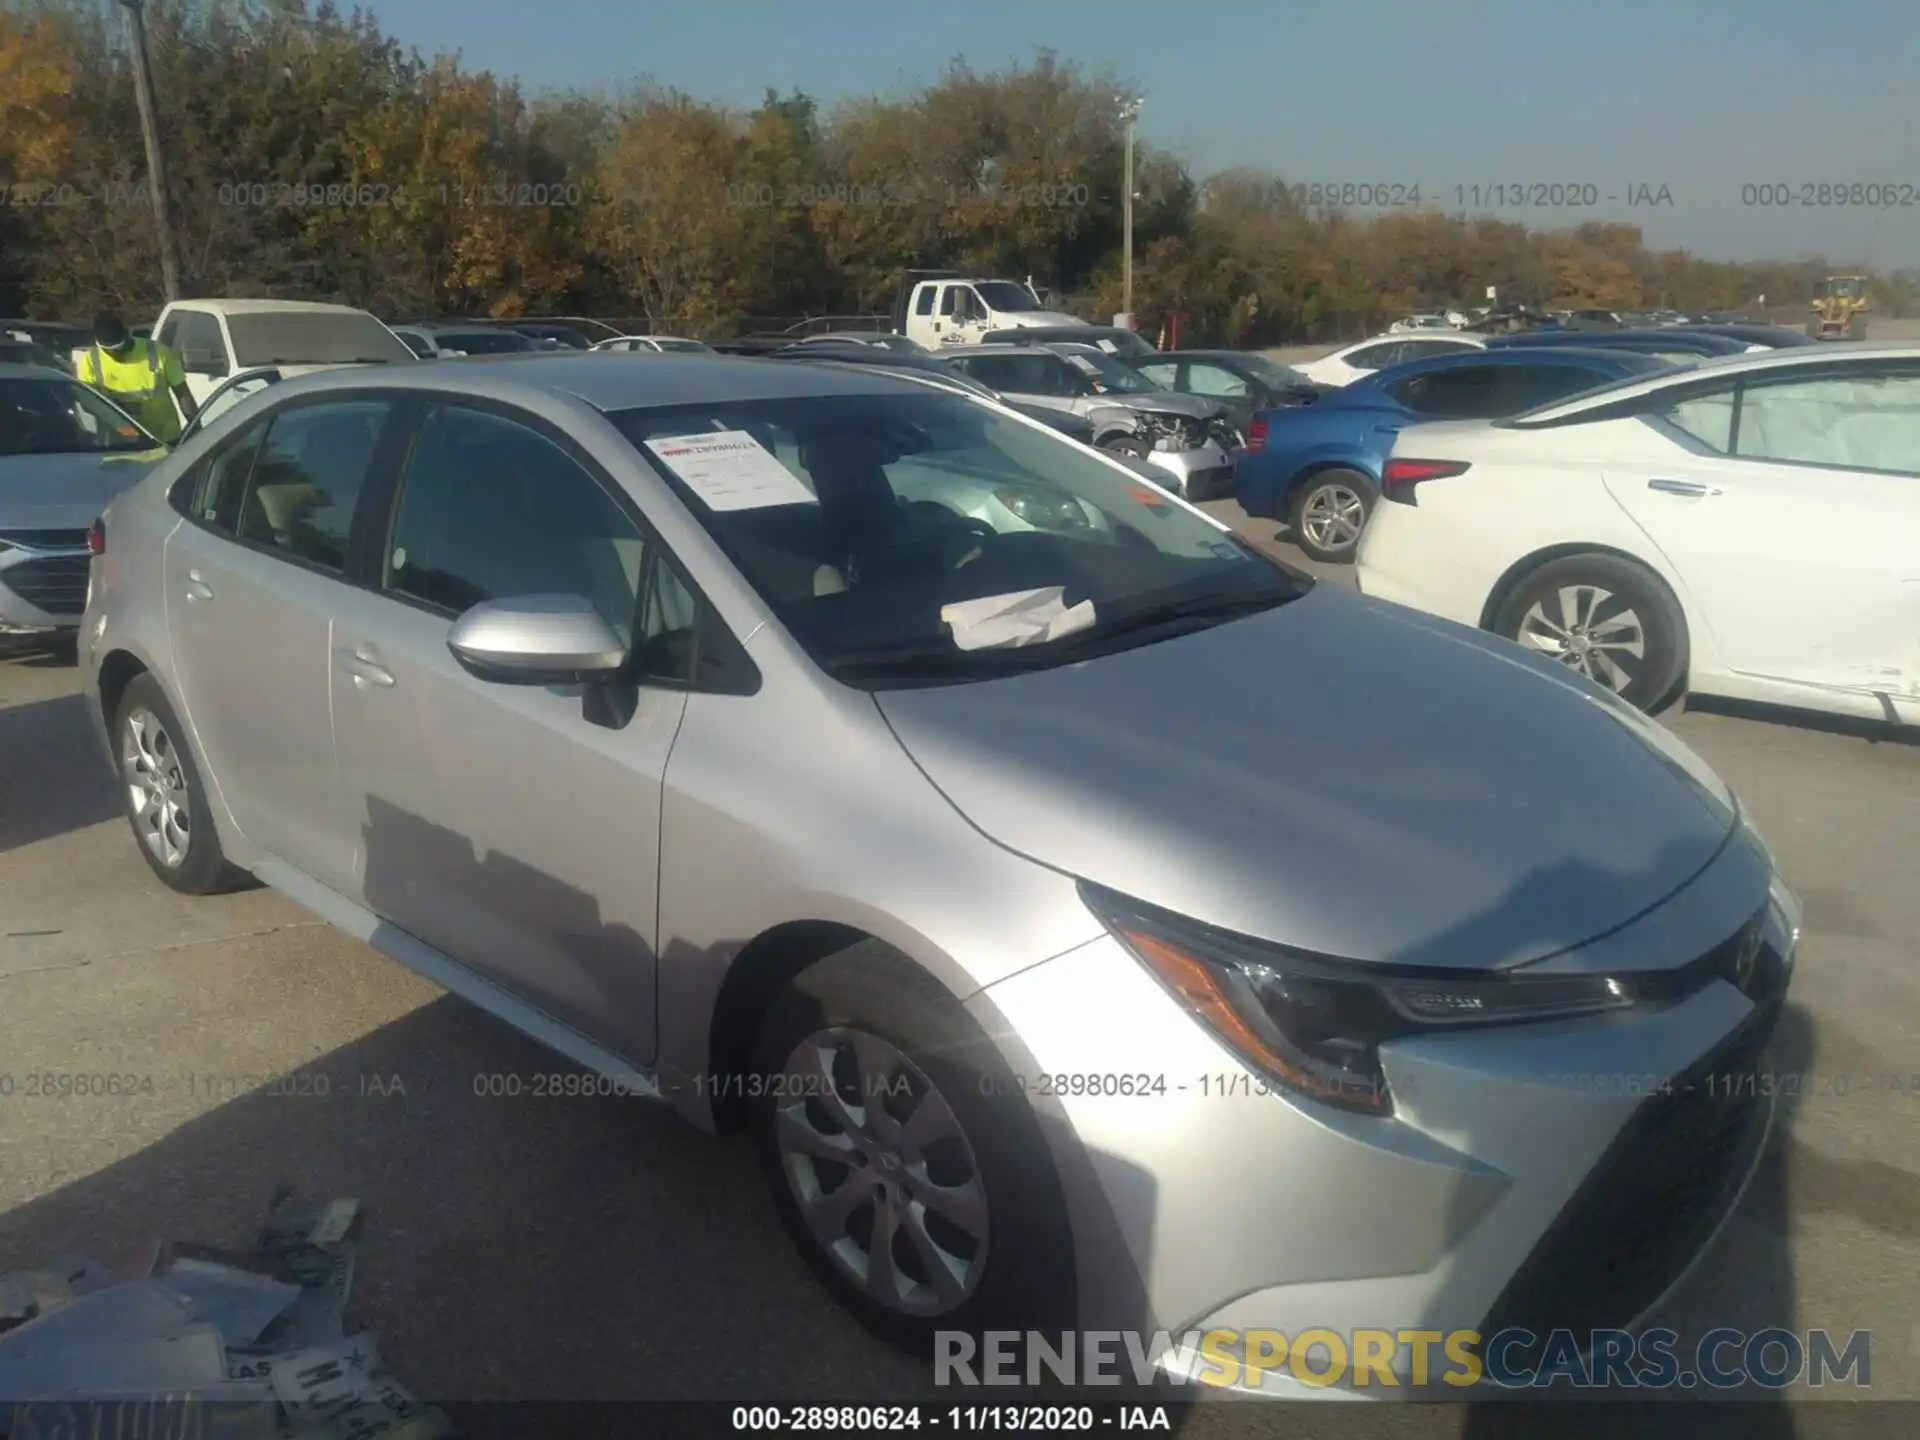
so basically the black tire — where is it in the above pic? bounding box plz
[113,673,250,894]
[1491,553,1689,713]
[1288,467,1377,563]
[749,941,1076,1355]
[1098,434,1149,459]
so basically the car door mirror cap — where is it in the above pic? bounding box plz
[447,594,630,686]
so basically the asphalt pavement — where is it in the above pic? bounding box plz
[1,511,1916,1431]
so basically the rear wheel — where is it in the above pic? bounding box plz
[1289,468,1376,562]
[1492,554,1688,713]
[114,674,249,894]
[749,942,1075,1354]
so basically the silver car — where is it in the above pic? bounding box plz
[0,363,165,637]
[944,344,1240,499]
[81,355,1798,1393]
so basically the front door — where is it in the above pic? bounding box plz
[164,395,406,886]
[328,400,687,1062]
[1605,368,1920,710]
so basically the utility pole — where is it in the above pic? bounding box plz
[121,0,181,300]
[1117,95,1142,329]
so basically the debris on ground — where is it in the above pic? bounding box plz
[0,1193,457,1438]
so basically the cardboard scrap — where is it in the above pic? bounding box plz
[0,1193,458,1439]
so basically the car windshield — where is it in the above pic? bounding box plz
[1063,350,1156,394]
[227,311,415,366]
[975,282,1043,313]
[1098,330,1156,357]
[607,391,1306,687]
[440,330,539,354]
[0,376,158,456]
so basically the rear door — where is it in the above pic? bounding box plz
[165,392,409,886]
[325,399,691,1062]
[1602,366,1920,710]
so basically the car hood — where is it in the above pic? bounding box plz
[0,448,166,529]
[875,585,1740,970]
[1100,392,1228,422]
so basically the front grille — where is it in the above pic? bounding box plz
[0,554,91,615]
[1480,952,1785,1348]
[0,527,89,551]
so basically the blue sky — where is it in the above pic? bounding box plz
[365,0,1920,266]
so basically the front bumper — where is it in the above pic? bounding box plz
[1145,443,1236,501]
[969,841,1796,1399]
[0,544,90,632]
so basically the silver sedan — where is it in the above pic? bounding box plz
[80,353,1797,1393]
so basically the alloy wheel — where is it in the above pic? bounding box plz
[1518,584,1647,691]
[1299,483,1367,551]
[772,1027,990,1317]
[122,707,191,868]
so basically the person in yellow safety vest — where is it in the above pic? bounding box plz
[76,310,198,444]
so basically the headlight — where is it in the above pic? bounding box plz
[993,486,1089,530]
[1081,883,1637,1115]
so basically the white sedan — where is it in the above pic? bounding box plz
[1295,332,1486,387]
[1356,345,1920,725]
[592,335,715,354]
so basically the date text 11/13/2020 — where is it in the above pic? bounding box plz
[1282,182,1675,208]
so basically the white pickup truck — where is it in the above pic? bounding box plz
[137,299,415,406]
[893,272,1085,349]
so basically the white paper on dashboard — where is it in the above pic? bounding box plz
[644,431,818,511]
[941,587,1097,650]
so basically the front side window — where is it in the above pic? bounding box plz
[235,399,395,570]
[938,286,958,317]
[1733,370,1920,474]
[0,377,157,456]
[608,391,1307,688]
[384,405,646,642]
[190,423,268,532]
[1134,360,1181,389]
[1386,367,1504,419]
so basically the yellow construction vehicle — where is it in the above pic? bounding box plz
[1809,275,1869,340]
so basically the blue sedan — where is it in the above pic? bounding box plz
[1233,346,1678,561]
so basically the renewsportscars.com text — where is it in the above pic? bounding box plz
[935,1327,1872,1392]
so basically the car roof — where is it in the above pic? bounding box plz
[167,299,376,316]
[0,361,73,381]
[1508,342,1920,425]
[1487,328,1747,351]
[1366,346,1671,380]
[222,351,937,411]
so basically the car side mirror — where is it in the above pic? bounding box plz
[446,594,629,685]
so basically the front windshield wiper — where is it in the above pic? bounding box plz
[1060,590,1293,647]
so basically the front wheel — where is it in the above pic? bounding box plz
[749,943,1075,1354]
[1289,468,1377,562]
[1491,553,1689,712]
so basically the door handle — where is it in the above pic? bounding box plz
[1647,478,1721,497]
[184,568,213,602]
[334,647,395,688]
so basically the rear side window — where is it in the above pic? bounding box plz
[1186,363,1250,398]
[1386,366,1504,418]
[189,423,267,532]
[235,399,394,570]
[1660,388,1736,453]
[914,286,937,317]
[1134,360,1181,389]
[1495,365,1619,413]
[1345,342,1402,372]
[1399,339,1479,361]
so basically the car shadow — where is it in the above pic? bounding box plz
[1682,694,1917,748]
[0,691,123,855]
[0,634,78,668]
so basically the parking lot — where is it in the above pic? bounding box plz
[2,507,1916,1426]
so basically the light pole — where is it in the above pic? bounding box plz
[1117,95,1143,329]
[120,0,181,300]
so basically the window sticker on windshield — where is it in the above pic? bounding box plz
[942,587,1097,650]
[644,430,817,510]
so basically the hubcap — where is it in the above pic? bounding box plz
[773,1028,989,1317]
[1518,584,1647,692]
[1300,483,1366,551]
[121,707,191,868]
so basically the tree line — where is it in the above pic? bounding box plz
[2,0,1913,343]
